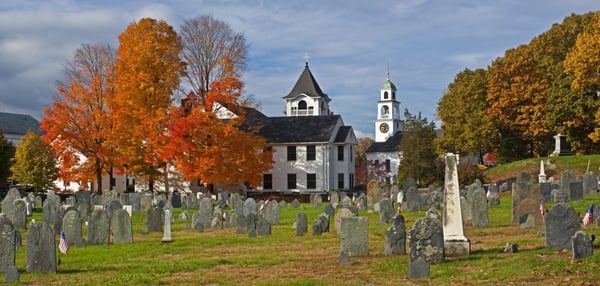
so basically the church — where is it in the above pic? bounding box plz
[365,73,403,185]
[251,61,358,193]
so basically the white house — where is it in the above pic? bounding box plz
[366,73,403,185]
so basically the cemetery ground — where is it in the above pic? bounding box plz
[3,193,600,285]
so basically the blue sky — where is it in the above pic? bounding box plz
[0,1,598,138]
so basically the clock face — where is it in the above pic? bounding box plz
[379,123,389,133]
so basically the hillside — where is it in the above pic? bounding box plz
[484,154,600,183]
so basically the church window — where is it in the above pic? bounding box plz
[263,174,272,189]
[392,91,396,99]
[337,146,344,161]
[384,91,389,99]
[287,146,296,161]
[381,106,389,116]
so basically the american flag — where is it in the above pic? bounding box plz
[583,204,594,227]
[59,231,69,254]
[539,198,545,217]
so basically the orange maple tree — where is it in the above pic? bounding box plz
[41,43,116,192]
[110,18,185,191]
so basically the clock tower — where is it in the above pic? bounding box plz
[375,72,401,142]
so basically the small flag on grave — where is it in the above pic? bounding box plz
[59,231,69,254]
[583,204,594,227]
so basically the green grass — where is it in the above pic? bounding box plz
[2,191,600,285]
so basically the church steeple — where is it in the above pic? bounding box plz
[375,69,401,142]
[283,55,331,116]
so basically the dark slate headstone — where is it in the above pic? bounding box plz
[583,172,598,196]
[378,198,394,225]
[246,213,257,231]
[26,221,56,273]
[324,204,335,217]
[10,199,27,230]
[409,256,430,279]
[540,183,552,203]
[338,249,350,265]
[312,213,329,235]
[572,231,593,260]
[256,218,271,235]
[545,203,580,250]
[145,207,163,233]
[0,214,15,273]
[406,186,421,212]
[75,190,92,220]
[63,209,85,247]
[384,214,406,255]
[408,216,444,264]
[171,191,182,208]
[561,170,576,199]
[88,209,110,246]
[295,212,308,236]
[4,265,19,282]
[340,216,369,257]
[468,181,489,228]
[111,209,133,244]
[128,192,141,212]
[512,172,533,223]
[569,182,584,201]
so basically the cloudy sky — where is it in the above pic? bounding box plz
[0,1,598,138]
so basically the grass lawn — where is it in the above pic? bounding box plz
[4,192,600,285]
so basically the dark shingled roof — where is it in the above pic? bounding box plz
[334,126,352,143]
[0,112,41,135]
[366,131,403,153]
[254,115,342,144]
[283,64,330,102]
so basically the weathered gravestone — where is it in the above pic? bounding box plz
[171,191,182,208]
[561,170,576,200]
[291,199,300,208]
[512,172,535,223]
[569,182,584,201]
[443,153,470,257]
[340,216,368,257]
[75,190,92,219]
[544,203,580,250]
[0,214,15,273]
[265,200,280,225]
[63,209,85,247]
[10,199,27,230]
[409,256,430,279]
[384,214,406,256]
[356,194,367,211]
[145,207,163,233]
[179,210,190,221]
[140,194,153,212]
[4,265,18,283]
[88,209,110,246]
[197,197,214,229]
[335,207,355,234]
[571,231,593,260]
[295,212,308,236]
[42,199,57,226]
[324,204,335,217]
[310,194,323,208]
[192,211,205,233]
[243,198,258,217]
[408,215,444,264]
[330,191,340,208]
[111,208,133,244]
[460,196,472,226]
[378,198,394,225]
[230,193,243,215]
[540,182,552,203]
[128,192,141,212]
[235,213,245,234]
[106,200,123,219]
[26,221,56,273]
[1,188,21,219]
[256,217,271,235]
[367,184,382,210]
[468,180,489,228]
[582,172,598,196]
[405,179,421,212]
[312,213,330,235]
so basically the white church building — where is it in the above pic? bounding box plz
[365,73,403,185]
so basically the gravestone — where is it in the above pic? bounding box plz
[198,197,214,228]
[235,213,246,234]
[552,190,567,203]
[140,194,153,212]
[311,194,323,208]
[179,210,190,221]
[246,213,257,232]
[192,212,205,233]
[128,192,141,212]
[161,209,173,243]
[75,190,92,220]
[571,231,593,260]
[88,209,110,246]
[256,217,271,235]
[10,199,27,230]
[561,170,576,200]
[291,199,300,208]
[340,216,368,257]
[111,209,133,244]
[443,153,470,257]
[230,193,243,215]
[171,191,181,208]
[378,198,394,224]
[295,212,308,236]
[264,200,280,225]
[145,207,163,233]
[42,198,57,225]
[582,172,598,196]
[367,184,382,210]
[312,213,330,235]
[106,200,123,219]
[569,182,584,201]
[515,198,543,227]
[460,196,472,226]
[512,172,534,223]
[330,191,340,208]
[34,196,43,210]
[540,183,552,203]
[544,203,580,250]
[186,193,199,209]
[408,215,444,264]
[356,195,367,210]
[63,209,85,247]
[26,221,56,273]
[0,214,15,273]
[405,184,421,212]
[1,188,20,219]
[409,256,430,279]
[341,196,352,208]
[468,180,489,228]
[335,208,355,234]
[211,213,222,229]
[324,204,335,217]
[243,198,258,217]
[384,214,406,255]
[4,265,18,283]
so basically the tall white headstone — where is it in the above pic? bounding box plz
[161,209,173,243]
[443,153,470,257]
[539,159,547,183]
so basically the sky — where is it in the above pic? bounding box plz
[0,1,598,139]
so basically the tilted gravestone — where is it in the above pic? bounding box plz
[0,214,16,273]
[312,213,330,235]
[408,216,444,264]
[88,209,110,246]
[111,209,133,244]
[294,212,308,236]
[384,214,406,256]
[340,216,369,257]
[468,180,489,228]
[544,203,580,250]
[571,231,593,260]
[145,207,163,233]
[26,221,56,273]
[63,209,86,247]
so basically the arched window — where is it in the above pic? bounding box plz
[298,100,307,110]
[383,91,389,99]
[381,106,389,116]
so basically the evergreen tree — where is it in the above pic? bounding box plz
[0,130,15,184]
[397,110,439,187]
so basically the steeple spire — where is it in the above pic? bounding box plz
[304,52,310,67]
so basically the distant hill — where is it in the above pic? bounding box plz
[484,154,600,183]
